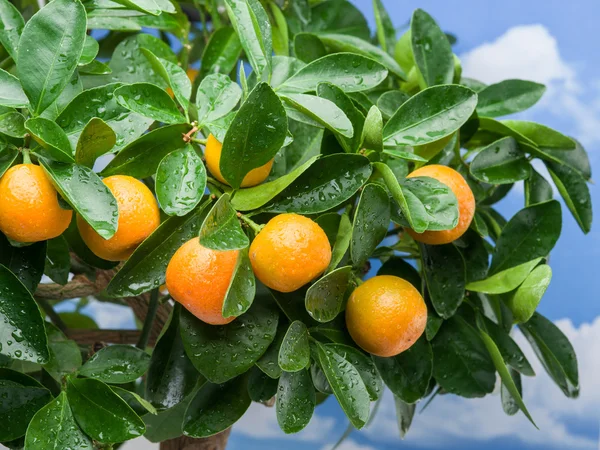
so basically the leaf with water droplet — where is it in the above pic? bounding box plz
[0,379,51,441]
[0,68,28,108]
[327,343,383,401]
[305,266,351,323]
[79,344,151,384]
[276,369,315,434]
[199,193,249,251]
[196,73,242,125]
[0,234,45,293]
[351,183,390,267]
[75,117,116,169]
[222,249,255,318]
[278,321,310,372]
[470,137,531,184]
[26,116,74,163]
[115,82,187,125]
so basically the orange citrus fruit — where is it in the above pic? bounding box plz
[204,134,273,188]
[0,164,72,243]
[77,175,160,261]
[406,164,475,245]
[249,213,331,293]
[166,238,237,325]
[346,275,427,357]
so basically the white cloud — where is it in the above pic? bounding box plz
[121,437,158,450]
[321,440,377,450]
[460,24,600,148]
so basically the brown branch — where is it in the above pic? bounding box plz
[35,274,103,300]
[66,329,149,346]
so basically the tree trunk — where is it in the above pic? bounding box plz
[159,429,231,450]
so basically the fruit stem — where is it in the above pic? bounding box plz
[182,123,199,143]
[21,148,32,164]
[137,288,159,350]
[351,272,364,286]
[192,137,207,145]
[238,213,264,234]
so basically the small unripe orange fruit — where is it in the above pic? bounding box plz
[166,238,237,325]
[204,134,273,188]
[406,164,475,245]
[249,213,331,293]
[0,164,72,243]
[346,275,427,357]
[77,175,160,261]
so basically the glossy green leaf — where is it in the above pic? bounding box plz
[477,80,545,117]
[44,236,70,285]
[40,159,118,239]
[278,321,310,373]
[112,0,161,15]
[183,377,251,438]
[281,93,353,138]
[294,33,326,63]
[377,91,409,119]
[16,0,86,114]
[43,324,82,382]
[114,83,186,124]
[470,137,531,184]
[508,264,552,324]
[501,367,521,416]
[525,168,553,206]
[466,258,542,294]
[67,378,145,443]
[305,266,351,323]
[79,345,151,384]
[314,341,370,429]
[546,162,592,234]
[0,146,18,178]
[79,35,99,66]
[276,369,315,434]
[142,50,192,112]
[383,85,477,146]
[24,392,91,450]
[180,302,278,384]
[101,123,189,178]
[204,110,235,142]
[256,319,287,379]
[373,336,432,403]
[490,200,561,274]
[199,27,242,78]
[519,312,578,397]
[0,69,27,108]
[278,53,387,94]
[479,316,534,376]
[87,17,142,32]
[265,55,306,88]
[26,117,74,163]
[0,380,51,442]
[106,201,209,297]
[306,0,370,39]
[317,82,364,152]
[383,149,427,162]
[264,154,372,214]
[222,249,255,318]
[543,139,591,179]
[362,106,384,152]
[327,213,352,274]
[373,0,395,53]
[224,0,271,78]
[432,316,495,398]
[351,184,390,266]
[327,344,383,401]
[75,118,116,168]
[0,264,49,363]
[220,83,287,188]
[199,194,248,251]
[0,110,25,137]
[0,0,24,61]
[111,386,157,416]
[247,366,277,402]
[196,73,242,125]
[394,396,416,439]
[502,120,575,149]
[156,145,206,217]
[411,9,454,86]
[0,234,45,293]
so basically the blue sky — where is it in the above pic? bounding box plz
[108,1,600,449]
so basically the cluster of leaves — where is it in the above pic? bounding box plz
[0,0,591,448]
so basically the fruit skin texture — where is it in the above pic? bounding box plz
[77,175,160,261]
[204,134,273,188]
[0,164,72,243]
[250,213,331,293]
[406,164,475,245]
[166,238,237,325]
[346,275,427,357]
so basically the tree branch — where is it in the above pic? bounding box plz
[66,329,150,346]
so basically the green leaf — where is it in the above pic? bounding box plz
[351,184,390,267]
[101,123,189,178]
[63,217,118,271]
[490,200,561,274]
[142,50,192,112]
[0,69,28,108]
[470,137,531,184]
[328,213,352,273]
[43,324,81,382]
[305,266,351,323]
[0,235,46,293]
[269,2,288,56]
[0,0,24,61]
[87,17,141,32]
[220,83,287,188]
[247,366,277,402]
[112,0,161,15]
[256,318,287,379]
[327,344,383,401]
[373,336,433,403]
[79,35,99,66]
[546,162,592,234]
[501,367,521,416]
[111,386,157,416]
[199,27,242,78]
[0,110,25,137]
[156,145,206,217]
[294,33,326,63]
[180,302,278,384]
[278,321,310,372]
[183,377,251,438]
[114,83,187,125]
[383,85,477,146]
[106,201,210,297]
[502,120,575,149]
[317,82,364,152]
[431,316,495,398]
[0,380,51,441]
[25,117,74,163]
[44,236,70,285]
[362,106,384,152]
[377,91,409,119]
[24,392,91,450]
[40,159,118,240]
[75,118,116,168]
[477,80,545,117]
[79,345,151,384]
[198,194,249,251]
[278,53,388,93]
[67,378,145,443]
[204,111,235,143]
[0,264,49,363]
[146,308,199,409]
[276,369,315,433]
[411,9,454,86]
[0,146,18,178]
[281,93,353,138]
[57,83,153,152]
[314,341,370,429]
[306,0,370,39]
[508,264,552,324]
[400,176,459,231]
[520,313,578,397]
[196,73,242,125]
[543,139,591,179]
[373,0,395,53]
[394,396,416,439]
[525,168,553,206]
[16,0,86,114]
[224,0,272,78]
[221,248,256,318]
[383,149,427,162]
[466,258,542,294]
[143,384,200,442]
[264,154,372,214]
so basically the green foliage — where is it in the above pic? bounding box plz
[0,0,591,446]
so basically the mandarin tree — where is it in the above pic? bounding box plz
[0,0,592,449]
